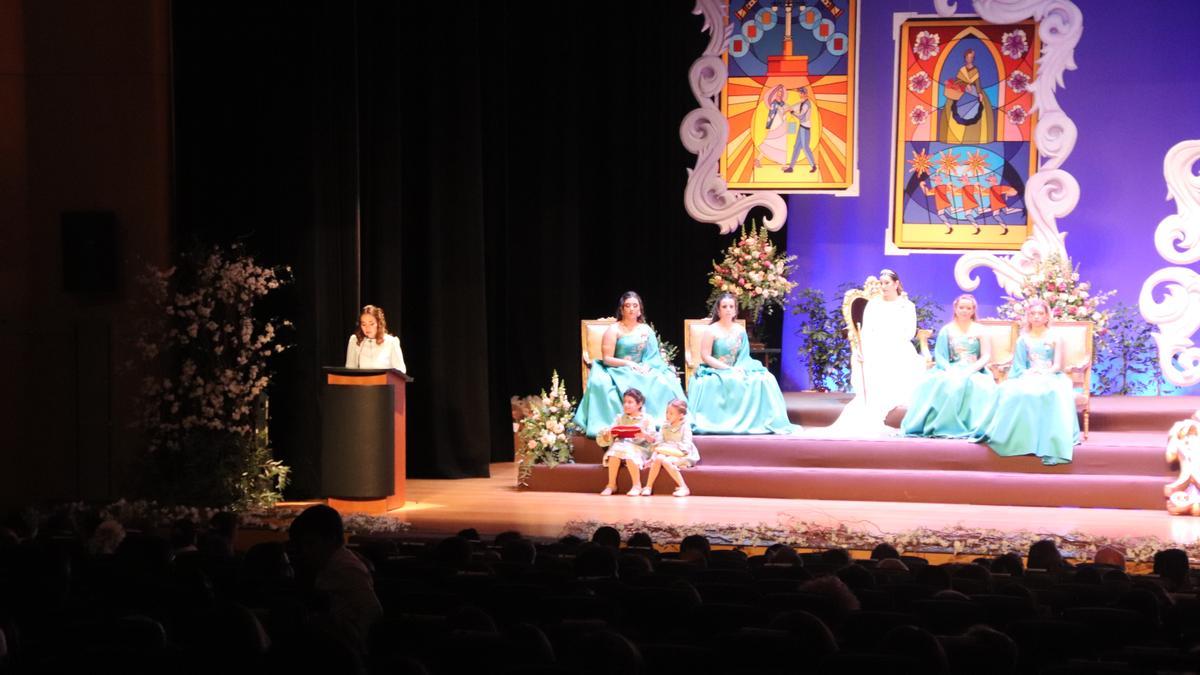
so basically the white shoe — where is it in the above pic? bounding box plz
[640,486,652,496]
[673,487,691,497]
[600,487,613,496]
[627,487,642,496]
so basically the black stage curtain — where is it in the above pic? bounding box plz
[171,0,770,489]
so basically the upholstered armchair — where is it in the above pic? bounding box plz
[682,318,746,391]
[1055,320,1095,440]
[978,319,1019,383]
[579,318,616,391]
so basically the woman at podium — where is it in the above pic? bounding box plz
[345,304,407,372]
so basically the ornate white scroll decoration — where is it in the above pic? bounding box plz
[937,0,1083,297]
[1139,140,1200,388]
[682,0,787,234]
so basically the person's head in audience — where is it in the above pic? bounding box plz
[768,610,838,660]
[241,541,295,592]
[558,534,584,550]
[627,532,653,549]
[991,552,1024,576]
[1090,545,1125,570]
[591,526,621,549]
[1073,565,1103,585]
[202,511,239,558]
[997,581,1037,604]
[170,518,198,553]
[837,562,874,590]
[1153,548,1191,589]
[1027,539,1067,572]
[871,542,901,560]
[493,530,523,547]
[1117,587,1163,626]
[287,504,345,578]
[963,625,1018,675]
[954,562,993,592]
[87,519,125,556]
[679,534,711,563]
[876,557,909,572]
[574,543,619,579]
[500,538,536,566]
[880,625,949,674]
[821,548,852,569]
[618,552,653,580]
[798,576,860,627]
[568,629,644,675]
[433,535,473,572]
[456,528,481,542]
[116,532,173,579]
[933,589,971,602]
[766,544,801,566]
[916,563,952,590]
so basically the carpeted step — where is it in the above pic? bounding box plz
[782,392,1200,434]
[571,433,1172,477]
[526,463,1170,510]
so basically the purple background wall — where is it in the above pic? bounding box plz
[779,0,1200,390]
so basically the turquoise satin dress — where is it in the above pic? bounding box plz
[901,327,997,438]
[971,333,1080,465]
[687,328,796,434]
[573,327,686,437]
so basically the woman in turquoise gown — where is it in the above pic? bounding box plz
[573,291,686,437]
[902,294,996,438]
[971,298,1080,465]
[687,293,797,434]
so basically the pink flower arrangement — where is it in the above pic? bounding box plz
[998,253,1115,329]
[1006,105,1029,126]
[708,221,798,321]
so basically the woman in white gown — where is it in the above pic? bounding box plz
[345,304,407,372]
[820,270,926,437]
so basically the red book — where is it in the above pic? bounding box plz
[611,425,642,439]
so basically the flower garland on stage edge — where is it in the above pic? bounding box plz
[708,221,798,324]
[135,244,293,510]
[561,517,1185,564]
[515,371,581,487]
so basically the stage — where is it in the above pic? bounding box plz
[379,394,1200,561]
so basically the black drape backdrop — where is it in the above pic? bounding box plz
[172,0,780,493]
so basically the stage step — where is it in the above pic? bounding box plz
[569,433,1171,477]
[526,395,1189,510]
[526,463,1170,510]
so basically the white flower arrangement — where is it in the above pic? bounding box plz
[516,371,581,487]
[135,244,293,509]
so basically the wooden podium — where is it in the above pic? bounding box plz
[321,367,412,514]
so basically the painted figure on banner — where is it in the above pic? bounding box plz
[890,20,1038,250]
[938,48,995,145]
[721,0,858,191]
[782,87,818,174]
